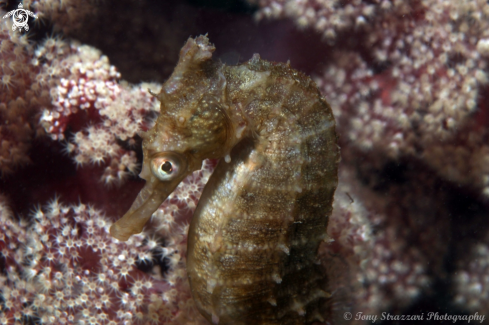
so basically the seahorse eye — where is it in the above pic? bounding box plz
[150,153,185,181]
[161,161,173,173]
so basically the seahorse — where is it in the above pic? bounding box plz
[110,35,340,325]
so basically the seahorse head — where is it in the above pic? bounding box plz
[110,36,232,241]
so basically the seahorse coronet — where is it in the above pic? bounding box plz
[110,35,340,324]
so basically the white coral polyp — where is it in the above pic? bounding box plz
[477,38,489,57]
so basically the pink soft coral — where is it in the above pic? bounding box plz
[0,194,209,324]
[36,37,161,186]
[23,0,98,34]
[321,165,450,320]
[0,20,48,175]
[3,1,489,323]
[255,0,489,197]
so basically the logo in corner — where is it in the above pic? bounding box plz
[2,3,37,32]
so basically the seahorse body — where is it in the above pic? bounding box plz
[110,36,339,325]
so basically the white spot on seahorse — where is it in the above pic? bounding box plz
[207,278,217,293]
[272,273,282,284]
[235,123,246,139]
[277,243,290,255]
[292,300,306,316]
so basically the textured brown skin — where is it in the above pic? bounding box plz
[110,36,339,324]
